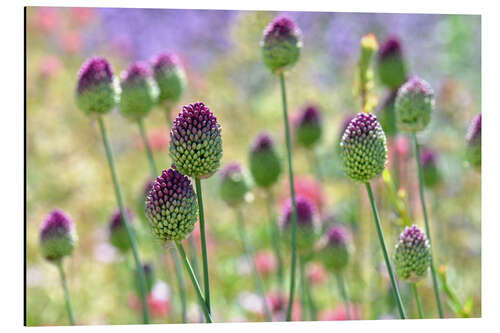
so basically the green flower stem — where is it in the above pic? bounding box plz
[236,208,272,321]
[411,283,424,319]
[265,189,284,291]
[194,178,211,312]
[97,116,150,324]
[300,256,317,321]
[188,236,205,322]
[335,271,351,320]
[137,118,158,176]
[175,241,213,323]
[279,72,298,322]
[364,182,407,319]
[299,257,308,321]
[55,260,75,325]
[412,133,444,318]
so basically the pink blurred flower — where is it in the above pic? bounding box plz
[39,55,62,79]
[34,7,60,32]
[60,31,82,54]
[266,291,302,321]
[183,223,214,254]
[280,175,326,213]
[393,135,410,160]
[307,262,327,285]
[128,290,171,319]
[70,7,95,25]
[254,251,277,277]
[319,303,362,321]
[136,127,170,152]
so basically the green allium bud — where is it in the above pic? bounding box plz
[40,210,77,262]
[377,37,408,89]
[134,263,155,294]
[340,113,387,183]
[219,162,253,207]
[108,208,134,253]
[249,132,283,188]
[152,53,187,105]
[261,16,302,73]
[319,225,351,272]
[394,225,431,283]
[466,113,481,169]
[294,105,323,148]
[395,76,434,133]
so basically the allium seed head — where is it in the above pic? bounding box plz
[261,16,302,73]
[169,102,223,179]
[319,225,351,272]
[249,132,283,188]
[394,225,431,283]
[395,76,435,132]
[151,53,186,105]
[420,147,441,188]
[39,209,77,262]
[294,105,323,148]
[76,56,118,115]
[145,167,198,241]
[108,208,134,253]
[340,113,387,183]
[377,36,407,89]
[119,62,159,120]
[219,162,253,207]
[281,195,318,256]
[466,113,481,169]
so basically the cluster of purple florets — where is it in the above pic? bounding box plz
[39,209,77,261]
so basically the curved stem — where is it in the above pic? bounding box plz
[236,208,272,321]
[365,182,407,319]
[279,72,298,322]
[97,117,150,324]
[411,283,424,319]
[194,178,211,312]
[170,247,188,323]
[174,241,213,323]
[188,236,204,322]
[137,118,158,176]
[335,271,351,320]
[56,261,75,325]
[265,189,284,291]
[412,133,444,318]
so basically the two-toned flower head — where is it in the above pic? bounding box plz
[145,166,198,242]
[219,162,253,207]
[40,209,77,262]
[420,147,442,188]
[395,76,435,132]
[169,102,223,179]
[294,104,323,148]
[249,132,283,188]
[394,225,431,283]
[318,224,351,272]
[466,113,481,169]
[76,56,119,115]
[108,208,134,253]
[119,62,159,120]
[134,263,155,294]
[261,16,302,73]
[336,114,356,155]
[151,53,186,105]
[340,113,387,183]
[377,36,408,89]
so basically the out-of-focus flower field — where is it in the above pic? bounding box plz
[26,7,481,325]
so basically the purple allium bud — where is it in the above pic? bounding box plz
[319,225,351,272]
[466,113,481,169]
[151,53,186,105]
[420,147,441,188]
[134,263,155,294]
[76,57,118,115]
[119,62,159,120]
[340,113,387,183]
[169,102,223,179]
[145,167,198,241]
[294,105,323,148]
[377,36,408,89]
[395,76,434,132]
[261,16,302,73]
[394,225,432,283]
[108,208,134,253]
[219,162,253,207]
[39,209,77,262]
[249,132,283,188]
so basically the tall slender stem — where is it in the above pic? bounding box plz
[265,189,284,291]
[188,236,204,322]
[175,241,213,323]
[365,182,407,319]
[335,271,351,320]
[411,283,424,319]
[56,260,75,325]
[279,72,298,322]
[299,257,308,321]
[412,133,444,318]
[194,178,211,312]
[97,117,150,324]
[236,208,272,321]
[137,118,158,176]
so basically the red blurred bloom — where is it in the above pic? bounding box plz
[393,135,410,160]
[71,7,95,25]
[136,127,170,152]
[306,262,327,285]
[319,303,362,321]
[280,175,326,213]
[254,251,276,277]
[34,7,60,32]
[266,291,302,321]
[128,292,171,319]
[60,31,82,54]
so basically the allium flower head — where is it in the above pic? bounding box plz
[281,195,318,256]
[319,225,351,272]
[219,162,253,207]
[76,56,118,115]
[466,113,481,169]
[420,147,441,187]
[377,36,407,89]
[39,209,77,262]
[395,76,435,132]
[134,263,155,294]
[145,167,198,241]
[294,104,323,148]
[394,225,431,283]
[340,113,387,183]
[151,53,186,105]
[249,132,282,188]
[261,16,302,73]
[169,102,223,179]
[108,208,134,253]
[119,62,159,120]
